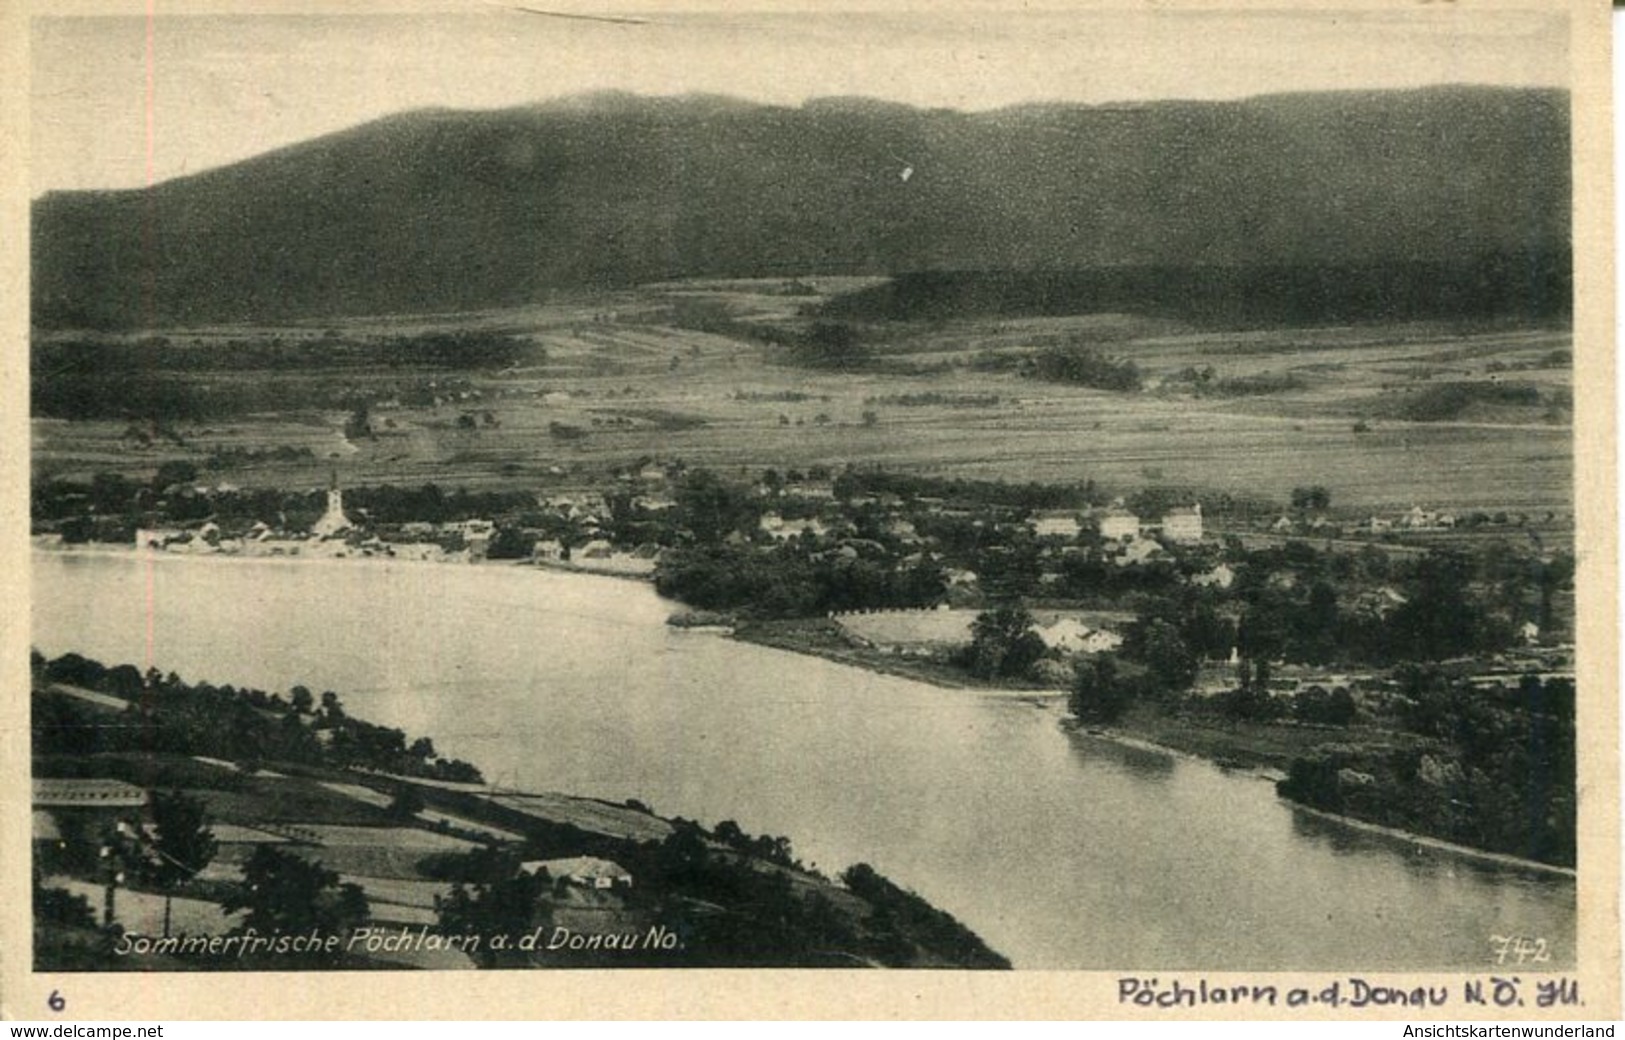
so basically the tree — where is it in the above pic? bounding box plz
[486,525,536,560]
[964,607,1046,680]
[1534,552,1574,637]
[1070,655,1136,723]
[319,690,345,721]
[34,881,98,930]
[1236,604,1288,689]
[221,846,369,962]
[1290,582,1341,664]
[289,685,314,715]
[675,469,757,544]
[436,871,552,967]
[387,784,426,821]
[409,736,437,761]
[147,790,218,937]
[1290,485,1331,512]
[1388,551,1489,660]
[1294,685,1358,726]
[1134,619,1198,693]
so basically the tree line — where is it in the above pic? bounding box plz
[33,651,483,783]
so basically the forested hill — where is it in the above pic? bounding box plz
[33,86,1569,328]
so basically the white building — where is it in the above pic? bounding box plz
[1031,512,1082,539]
[1115,537,1165,567]
[1036,618,1093,653]
[1098,509,1140,542]
[532,539,566,562]
[311,474,352,538]
[523,856,633,890]
[760,512,827,541]
[1161,504,1203,544]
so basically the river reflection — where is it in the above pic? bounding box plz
[32,549,1577,969]
[1287,808,1572,889]
[1063,730,1179,783]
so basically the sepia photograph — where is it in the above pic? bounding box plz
[8,0,1617,1019]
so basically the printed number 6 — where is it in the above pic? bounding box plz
[48,990,65,1013]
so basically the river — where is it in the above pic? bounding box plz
[31,548,1576,970]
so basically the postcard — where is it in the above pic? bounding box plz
[3,0,1616,1020]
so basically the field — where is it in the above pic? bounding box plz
[31,280,1574,516]
[836,608,1137,649]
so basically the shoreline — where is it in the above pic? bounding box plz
[1059,719,1287,784]
[35,539,1575,882]
[730,622,1069,700]
[33,536,649,580]
[1282,800,1577,881]
[733,620,1577,880]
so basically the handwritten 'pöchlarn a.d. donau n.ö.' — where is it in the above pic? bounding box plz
[13,0,1616,1021]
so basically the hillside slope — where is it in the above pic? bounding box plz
[33,87,1569,327]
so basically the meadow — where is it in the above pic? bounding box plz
[31,279,1574,517]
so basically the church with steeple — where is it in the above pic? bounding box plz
[311,470,352,538]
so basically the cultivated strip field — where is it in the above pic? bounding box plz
[31,285,1573,515]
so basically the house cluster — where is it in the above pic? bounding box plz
[1029,502,1203,547]
[1262,504,1564,539]
[759,512,830,541]
[1031,616,1126,656]
[133,480,505,564]
[1365,506,1460,534]
[1262,505,1455,537]
[1026,502,1205,571]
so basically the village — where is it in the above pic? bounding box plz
[35,458,1574,724]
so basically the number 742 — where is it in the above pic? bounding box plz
[1490,935,1551,965]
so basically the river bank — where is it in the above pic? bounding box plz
[732,617,1378,771]
[731,617,1067,698]
[731,617,1577,878]
[1280,799,1577,880]
[36,535,674,590]
[32,655,1011,971]
[38,544,1575,878]
[34,546,1578,968]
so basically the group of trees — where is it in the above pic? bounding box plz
[655,545,946,618]
[36,331,530,376]
[417,817,1007,968]
[339,484,535,526]
[217,846,371,966]
[1068,613,1204,724]
[1397,381,1547,422]
[1278,669,1576,867]
[1029,343,1143,392]
[33,652,483,783]
[32,331,532,422]
[957,607,1047,680]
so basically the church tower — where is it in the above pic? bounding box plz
[311,469,352,538]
